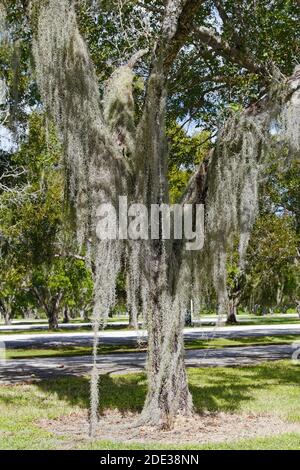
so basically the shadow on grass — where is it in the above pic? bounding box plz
[37,372,147,415]
[35,361,300,417]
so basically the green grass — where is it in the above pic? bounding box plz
[4,343,139,359]
[5,334,300,359]
[233,316,300,326]
[194,317,300,327]
[83,433,300,450]
[0,324,131,335]
[1,315,298,335]
[185,334,300,350]
[0,360,300,449]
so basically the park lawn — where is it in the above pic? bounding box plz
[5,334,300,359]
[196,317,300,327]
[234,317,300,326]
[185,334,300,350]
[84,433,300,450]
[1,315,299,336]
[0,360,300,450]
[0,324,130,336]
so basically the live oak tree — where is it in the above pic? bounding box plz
[1,0,299,431]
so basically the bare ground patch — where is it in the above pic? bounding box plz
[39,410,300,447]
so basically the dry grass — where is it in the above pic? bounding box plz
[39,409,300,447]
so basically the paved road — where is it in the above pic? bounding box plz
[0,344,298,384]
[1,323,300,349]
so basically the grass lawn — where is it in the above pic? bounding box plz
[4,334,300,359]
[0,360,300,449]
[1,315,299,336]
[0,324,131,336]
[233,316,300,326]
[193,316,300,327]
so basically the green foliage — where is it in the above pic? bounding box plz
[167,122,211,203]
[169,0,299,128]
[0,112,93,323]
[32,257,93,314]
[0,0,37,131]
[244,214,299,310]
[0,113,63,265]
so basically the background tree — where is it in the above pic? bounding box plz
[244,215,299,312]
[0,111,93,328]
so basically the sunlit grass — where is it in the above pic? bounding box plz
[0,360,300,449]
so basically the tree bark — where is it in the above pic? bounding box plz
[48,310,59,330]
[296,301,300,319]
[3,309,12,325]
[63,307,70,324]
[134,1,204,423]
[47,292,63,330]
[0,300,12,325]
[226,299,238,324]
[128,309,138,329]
[140,256,192,427]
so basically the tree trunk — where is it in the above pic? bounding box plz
[226,306,238,325]
[296,301,300,319]
[140,249,193,427]
[4,310,12,326]
[82,310,90,322]
[48,309,59,330]
[47,293,62,330]
[226,300,238,324]
[0,300,12,325]
[63,307,70,324]
[143,314,192,428]
[128,308,138,329]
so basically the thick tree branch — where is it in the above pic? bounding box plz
[182,149,212,205]
[126,48,149,68]
[213,0,242,45]
[155,0,204,74]
[196,26,265,75]
[136,0,205,202]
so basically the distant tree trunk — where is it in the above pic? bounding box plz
[4,310,12,326]
[47,308,59,329]
[226,277,242,325]
[226,298,238,324]
[296,301,300,319]
[128,309,138,329]
[83,310,90,322]
[63,307,70,324]
[0,300,12,325]
[23,308,31,319]
[276,281,283,307]
[32,288,62,330]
